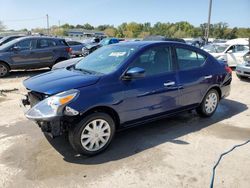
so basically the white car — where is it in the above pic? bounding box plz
[236,51,250,79]
[202,40,249,67]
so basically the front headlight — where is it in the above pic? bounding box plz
[25,89,79,120]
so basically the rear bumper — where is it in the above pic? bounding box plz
[236,64,250,77]
[220,73,232,99]
[221,84,231,99]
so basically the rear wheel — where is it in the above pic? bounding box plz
[68,112,116,156]
[0,62,10,78]
[55,58,67,64]
[196,89,219,117]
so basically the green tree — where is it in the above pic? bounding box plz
[82,23,94,30]
[61,23,74,29]
[96,25,113,31]
[212,22,228,38]
[104,28,117,37]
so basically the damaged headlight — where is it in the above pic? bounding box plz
[25,89,79,120]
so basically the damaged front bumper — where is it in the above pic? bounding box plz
[20,90,80,138]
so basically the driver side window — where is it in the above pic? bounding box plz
[129,46,173,76]
[15,39,35,50]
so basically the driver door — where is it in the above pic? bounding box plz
[10,39,38,68]
[120,45,179,124]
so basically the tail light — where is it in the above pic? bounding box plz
[66,47,72,53]
[225,65,232,74]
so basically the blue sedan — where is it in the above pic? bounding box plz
[22,41,232,156]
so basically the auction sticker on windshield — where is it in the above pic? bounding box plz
[109,52,127,57]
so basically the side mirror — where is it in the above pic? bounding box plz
[12,46,20,51]
[123,67,145,80]
[227,49,233,53]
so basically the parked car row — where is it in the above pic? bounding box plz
[201,39,249,67]
[0,35,123,77]
[0,34,249,80]
[82,37,120,56]
[0,36,71,77]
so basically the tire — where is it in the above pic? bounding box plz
[196,89,219,117]
[0,62,10,78]
[68,112,116,156]
[55,58,66,64]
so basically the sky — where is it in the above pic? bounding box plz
[0,0,249,30]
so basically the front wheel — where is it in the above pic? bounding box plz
[68,112,116,156]
[0,62,10,78]
[196,89,219,117]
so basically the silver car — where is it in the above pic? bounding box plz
[236,51,250,79]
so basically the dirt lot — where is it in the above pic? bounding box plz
[0,70,250,188]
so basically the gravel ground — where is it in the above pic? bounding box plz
[0,70,250,188]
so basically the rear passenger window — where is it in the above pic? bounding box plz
[58,40,68,46]
[38,39,49,48]
[130,46,172,76]
[48,40,57,47]
[67,41,81,46]
[176,48,206,70]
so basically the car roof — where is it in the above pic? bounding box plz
[111,41,186,48]
[14,36,65,41]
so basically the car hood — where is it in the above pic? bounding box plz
[85,43,101,49]
[52,57,83,70]
[23,68,101,95]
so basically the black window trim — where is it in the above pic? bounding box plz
[121,44,176,79]
[14,39,37,51]
[173,45,208,71]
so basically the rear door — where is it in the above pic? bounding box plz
[36,39,55,66]
[120,45,179,123]
[174,46,211,108]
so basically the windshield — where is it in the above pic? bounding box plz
[75,45,138,74]
[215,45,229,53]
[202,44,228,53]
[0,37,6,44]
[0,38,19,50]
[99,38,110,46]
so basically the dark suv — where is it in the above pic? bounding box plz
[0,36,71,77]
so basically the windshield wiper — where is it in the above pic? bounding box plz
[74,67,92,74]
[72,66,102,75]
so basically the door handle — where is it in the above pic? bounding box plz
[164,81,175,87]
[204,75,212,79]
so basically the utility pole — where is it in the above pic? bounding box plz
[46,14,50,35]
[58,20,60,28]
[205,0,212,44]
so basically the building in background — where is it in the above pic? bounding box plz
[67,29,105,39]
